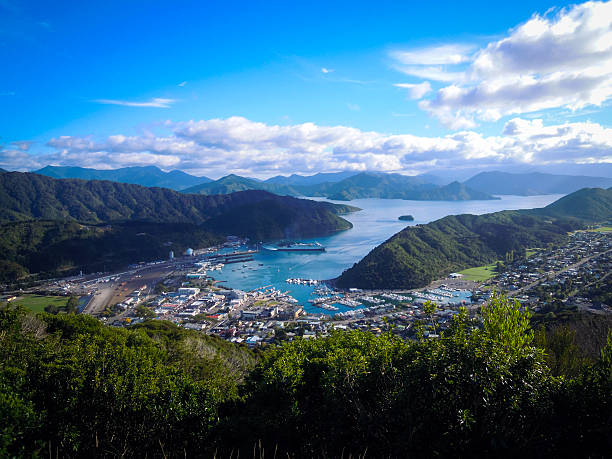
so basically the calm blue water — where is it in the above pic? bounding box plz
[211,195,563,313]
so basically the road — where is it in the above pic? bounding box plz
[83,284,116,315]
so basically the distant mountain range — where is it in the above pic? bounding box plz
[29,165,612,199]
[34,165,212,191]
[463,171,612,196]
[184,171,496,201]
[305,173,495,201]
[265,171,358,186]
[336,186,612,290]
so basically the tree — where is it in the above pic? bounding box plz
[44,304,59,315]
[273,328,287,343]
[0,306,253,457]
[535,325,588,377]
[423,300,438,335]
[480,292,533,353]
[154,283,168,294]
[65,296,78,314]
[135,305,155,319]
[222,295,556,457]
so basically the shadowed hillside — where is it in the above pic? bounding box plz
[0,172,356,280]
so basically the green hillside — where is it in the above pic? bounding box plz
[183,173,301,196]
[336,211,579,289]
[204,199,353,240]
[532,187,612,222]
[0,172,355,280]
[336,187,611,290]
[0,172,354,225]
[0,220,223,280]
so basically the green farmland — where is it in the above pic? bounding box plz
[458,263,498,282]
[11,294,69,313]
[590,226,612,233]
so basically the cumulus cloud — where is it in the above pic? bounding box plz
[0,148,45,171]
[1,116,610,176]
[321,67,334,74]
[392,1,612,128]
[94,97,176,108]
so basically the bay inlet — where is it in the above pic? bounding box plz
[211,195,564,314]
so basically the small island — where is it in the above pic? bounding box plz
[398,215,414,221]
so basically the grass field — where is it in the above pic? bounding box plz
[590,226,612,233]
[11,294,68,313]
[458,263,498,282]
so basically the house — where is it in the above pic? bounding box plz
[177,287,200,297]
[183,323,206,331]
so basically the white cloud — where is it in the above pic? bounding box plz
[178,81,188,87]
[392,1,612,128]
[395,81,432,99]
[391,44,474,66]
[2,116,610,176]
[321,67,333,74]
[94,97,176,108]
[9,140,33,151]
[393,65,464,83]
[0,148,44,171]
[347,103,361,111]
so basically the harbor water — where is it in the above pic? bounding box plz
[210,194,564,314]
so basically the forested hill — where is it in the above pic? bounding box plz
[530,187,612,221]
[0,171,356,225]
[0,172,356,280]
[336,211,579,289]
[336,187,612,290]
[182,173,301,196]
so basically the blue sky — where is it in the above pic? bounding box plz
[1,0,611,178]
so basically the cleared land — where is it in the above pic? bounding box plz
[12,294,68,313]
[590,226,612,233]
[458,263,498,282]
